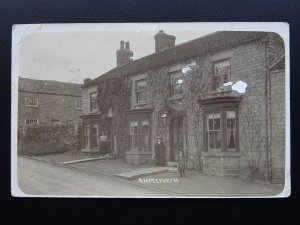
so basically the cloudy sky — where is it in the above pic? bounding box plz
[20,30,213,84]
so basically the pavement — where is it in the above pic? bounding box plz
[115,167,171,179]
[22,151,286,197]
[17,157,174,197]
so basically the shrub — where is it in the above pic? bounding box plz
[19,120,81,155]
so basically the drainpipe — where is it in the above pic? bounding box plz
[263,38,271,183]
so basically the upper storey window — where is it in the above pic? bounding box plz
[213,59,231,90]
[90,92,98,111]
[136,79,147,103]
[170,71,183,96]
[25,97,38,107]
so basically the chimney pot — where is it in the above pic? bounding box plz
[120,40,125,49]
[116,41,133,66]
[125,41,130,50]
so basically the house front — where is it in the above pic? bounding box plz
[80,31,285,183]
[18,77,83,137]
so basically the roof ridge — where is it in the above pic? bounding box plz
[19,77,82,85]
[83,31,268,88]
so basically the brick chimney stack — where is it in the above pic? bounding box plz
[83,78,92,84]
[116,40,133,66]
[154,30,176,53]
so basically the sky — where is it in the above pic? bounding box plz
[19,30,213,84]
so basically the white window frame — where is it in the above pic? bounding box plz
[25,97,39,107]
[25,118,39,125]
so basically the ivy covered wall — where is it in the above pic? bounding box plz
[90,33,285,181]
[97,77,131,156]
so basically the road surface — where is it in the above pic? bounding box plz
[17,157,182,197]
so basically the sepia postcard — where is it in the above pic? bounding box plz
[11,22,290,198]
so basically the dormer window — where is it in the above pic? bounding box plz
[213,59,231,90]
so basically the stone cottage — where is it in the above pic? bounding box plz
[18,77,83,136]
[80,31,285,183]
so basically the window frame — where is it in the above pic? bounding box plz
[91,124,99,148]
[213,58,231,90]
[90,92,98,111]
[135,79,147,104]
[128,115,152,152]
[75,100,82,110]
[25,97,39,107]
[25,118,39,125]
[83,125,90,149]
[169,71,184,97]
[206,111,222,151]
[204,108,239,152]
[129,120,139,151]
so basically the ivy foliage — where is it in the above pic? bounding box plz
[23,120,81,150]
[97,77,131,155]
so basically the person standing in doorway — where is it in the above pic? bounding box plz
[99,132,108,157]
[154,136,166,166]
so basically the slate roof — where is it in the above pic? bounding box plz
[83,31,267,88]
[19,77,82,96]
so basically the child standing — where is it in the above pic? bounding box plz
[176,151,186,177]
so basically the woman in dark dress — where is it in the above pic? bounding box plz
[154,137,166,166]
[99,133,109,156]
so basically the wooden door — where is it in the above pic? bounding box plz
[169,116,183,162]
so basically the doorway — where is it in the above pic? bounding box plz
[169,116,183,162]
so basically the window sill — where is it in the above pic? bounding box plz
[202,151,241,157]
[75,108,83,111]
[168,94,183,101]
[134,101,148,106]
[211,90,232,94]
[25,105,39,108]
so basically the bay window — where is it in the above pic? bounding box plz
[128,115,151,152]
[205,109,238,152]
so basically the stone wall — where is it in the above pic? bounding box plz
[82,86,98,115]
[18,91,82,129]
[270,68,285,183]
[82,33,285,182]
